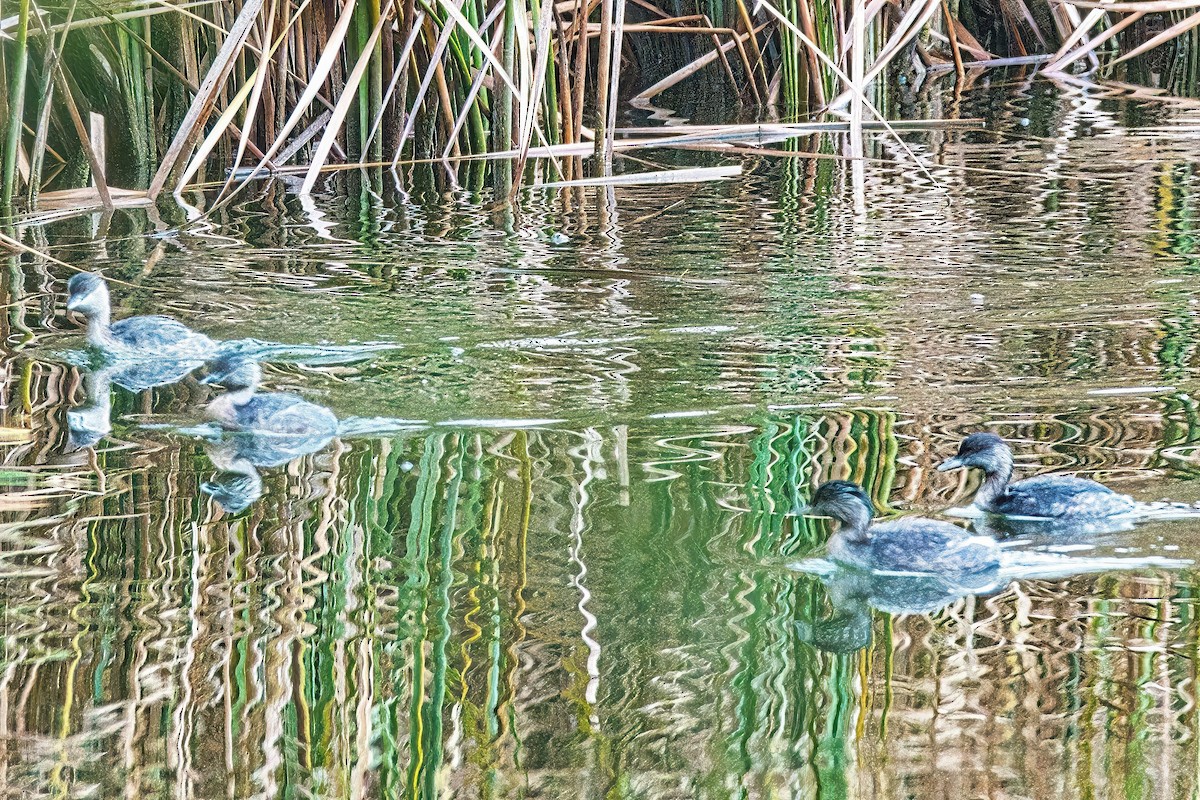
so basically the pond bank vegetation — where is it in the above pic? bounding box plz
[1,0,1199,220]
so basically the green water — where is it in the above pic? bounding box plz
[5,79,1200,798]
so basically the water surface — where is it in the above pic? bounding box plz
[4,77,1200,798]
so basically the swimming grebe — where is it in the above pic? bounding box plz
[937,432,1136,519]
[66,272,402,392]
[201,356,338,437]
[67,272,217,358]
[804,480,1000,580]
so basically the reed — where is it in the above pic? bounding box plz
[1,0,32,217]
[2,0,1200,214]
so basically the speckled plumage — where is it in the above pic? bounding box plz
[827,517,1000,577]
[983,474,1136,518]
[209,391,338,437]
[108,315,215,354]
[199,357,338,512]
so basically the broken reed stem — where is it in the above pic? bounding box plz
[942,0,965,83]
[53,60,112,208]
[732,0,769,96]
[602,0,626,168]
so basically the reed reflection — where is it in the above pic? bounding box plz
[796,542,1189,655]
[0,404,1197,798]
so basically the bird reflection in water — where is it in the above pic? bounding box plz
[57,274,416,511]
[792,548,1190,654]
[794,566,986,653]
[65,272,216,392]
[968,512,1138,542]
[65,365,114,451]
[792,479,1192,653]
[192,356,423,512]
[199,431,332,513]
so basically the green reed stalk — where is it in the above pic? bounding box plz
[6,254,32,345]
[118,24,152,184]
[782,418,808,529]
[25,1,78,204]
[26,39,57,207]
[483,474,504,788]
[817,654,854,794]
[779,0,799,110]
[493,0,516,195]
[143,16,157,165]
[1,0,32,215]
[443,32,484,153]
[367,447,416,799]
[878,613,894,735]
[465,63,488,153]
[857,411,897,506]
[816,0,838,101]
[455,0,488,156]
[47,519,100,793]
[350,0,369,159]
[367,0,383,161]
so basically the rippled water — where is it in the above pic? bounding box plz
[5,77,1200,798]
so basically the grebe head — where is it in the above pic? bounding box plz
[804,480,875,535]
[66,273,111,318]
[65,273,113,331]
[937,432,1013,475]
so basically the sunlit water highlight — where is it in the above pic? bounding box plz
[3,78,1200,798]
